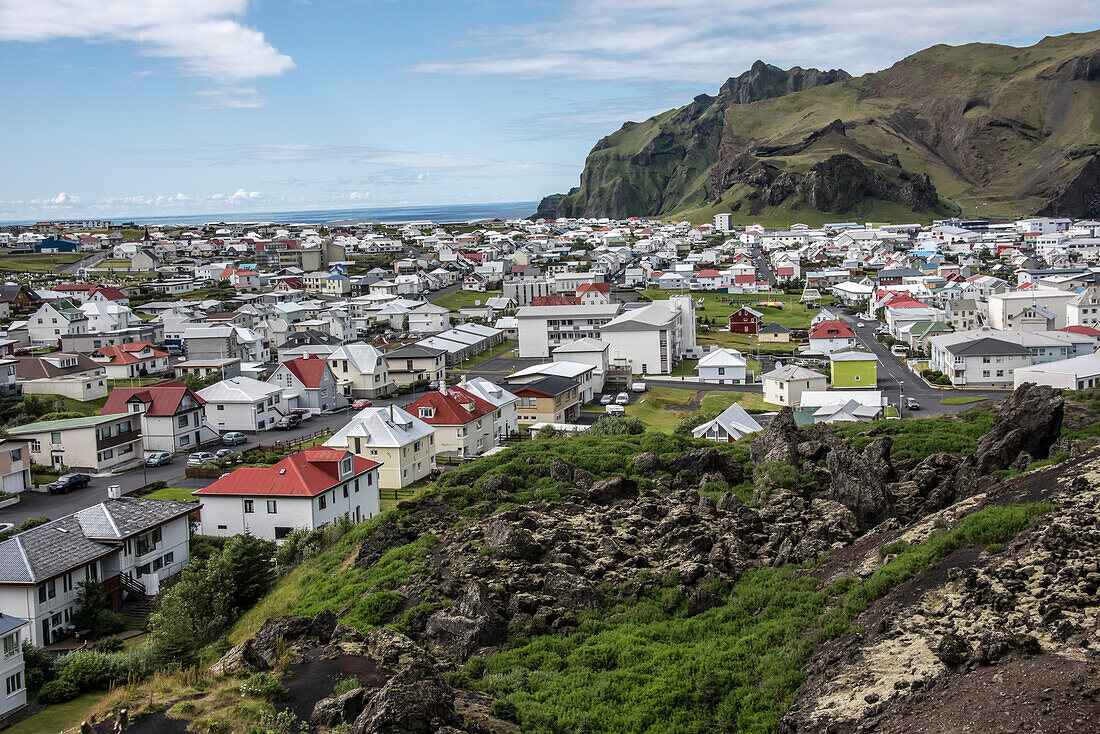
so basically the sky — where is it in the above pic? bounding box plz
[0,0,1097,221]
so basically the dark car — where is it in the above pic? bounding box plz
[47,473,90,494]
[275,414,302,430]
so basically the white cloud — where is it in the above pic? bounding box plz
[50,191,79,204]
[348,191,370,201]
[409,0,1100,83]
[192,86,266,110]
[229,187,262,202]
[0,1,293,82]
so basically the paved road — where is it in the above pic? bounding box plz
[841,315,1007,415]
[0,392,429,525]
[60,252,106,275]
[751,246,776,286]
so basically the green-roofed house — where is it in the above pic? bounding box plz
[829,349,878,389]
[28,298,89,347]
[8,414,143,473]
[907,321,954,350]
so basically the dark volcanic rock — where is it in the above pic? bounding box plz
[588,476,639,505]
[825,442,894,528]
[750,408,802,466]
[352,660,459,734]
[424,582,506,661]
[935,632,972,669]
[312,686,372,728]
[485,521,543,561]
[667,447,745,484]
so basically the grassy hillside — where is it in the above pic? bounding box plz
[543,31,1100,224]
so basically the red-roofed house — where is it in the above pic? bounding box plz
[193,446,381,539]
[89,340,170,380]
[532,295,581,307]
[102,380,218,453]
[807,320,857,355]
[407,386,498,458]
[694,269,726,290]
[1059,325,1100,337]
[268,355,347,413]
[576,282,611,305]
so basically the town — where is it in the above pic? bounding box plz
[0,210,1098,727]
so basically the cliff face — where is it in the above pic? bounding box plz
[537,31,1100,222]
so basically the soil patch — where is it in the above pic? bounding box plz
[280,651,391,723]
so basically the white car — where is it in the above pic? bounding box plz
[856,322,865,328]
[615,392,630,405]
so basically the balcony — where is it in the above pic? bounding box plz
[97,429,142,451]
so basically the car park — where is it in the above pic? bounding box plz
[47,473,90,494]
[615,392,630,405]
[187,452,216,467]
[145,451,173,467]
[215,448,237,459]
[352,398,373,409]
[599,394,614,405]
[275,414,302,430]
[221,432,247,446]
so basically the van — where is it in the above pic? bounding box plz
[632,382,648,393]
[605,404,625,416]
[891,344,908,357]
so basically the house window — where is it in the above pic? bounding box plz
[177,415,188,428]
[50,432,61,444]
[164,552,174,565]
[343,485,348,498]
[30,440,40,453]
[274,527,292,540]
[136,527,162,556]
[5,673,21,696]
[267,500,277,513]
[8,448,20,463]
[2,632,19,659]
[341,457,352,475]
[244,500,254,513]
[318,495,327,510]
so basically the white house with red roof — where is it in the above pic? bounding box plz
[268,355,347,413]
[807,320,857,356]
[88,340,170,380]
[576,282,611,305]
[407,385,498,458]
[193,446,380,540]
[102,380,218,453]
[692,269,727,290]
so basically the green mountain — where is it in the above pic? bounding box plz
[537,31,1100,224]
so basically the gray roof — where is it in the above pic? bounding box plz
[510,375,578,396]
[950,337,1031,357]
[0,613,27,636]
[385,344,448,359]
[758,322,790,334]
[75,497,197,540]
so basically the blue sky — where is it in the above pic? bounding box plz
[0,0,1097,220]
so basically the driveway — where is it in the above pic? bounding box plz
[0,392,430,524]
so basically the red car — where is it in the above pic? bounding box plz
[352,399,373,409]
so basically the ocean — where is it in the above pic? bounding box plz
[111,201,541,227]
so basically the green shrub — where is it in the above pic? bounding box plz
[93,636,123,653]
[238,672,286,701]
[37,679,79,704]
[21,642,54,691]
[57,650,111,690]
[332,677,360,697]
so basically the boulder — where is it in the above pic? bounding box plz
[352,659,459,734]
[970,383,1064,477]
[425,582,506,661]
[208,640,266,675]
[935,632,972,669]
[667,447,744,484]
[542,570,599,609]
[366,628,436,671]
[481,475,514,499]
[587,476,638,505]
[825,443,894,528]
[549,458,578,483]
[485,521,543,561]
[249,616,317,663]
[633,452,662,473]
[750,408,801,466]
[312,686,372,728]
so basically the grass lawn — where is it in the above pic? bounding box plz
[98,259,132,269]
[430,289,503,312]
[453,340,516,370]
[626,387,779,431]
[941,396,989,406]
[54,394,109,415]
[138,487,199,502]
[4,692,103,734]
[641,289,832,330]
[697,330,798,353]
[0,254,85,273]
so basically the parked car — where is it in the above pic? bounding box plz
[187,451,217,467]
[215,448,236,459]
[221,431,247,446]
[632,382,648,393]
[47,473,90,494]
[615,392,630,405]
[605,404,626,416]
[428,380,441,390]
[0,523,14,534]
[275,414,302,430]
[145,451,173,467]
[905,397,920,410]
[599,393,614,405]
[290,408,313,420]
[856,322,865,328]
[352,398,373,410]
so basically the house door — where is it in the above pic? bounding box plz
[51,454,63,469]
[41,619,50,646]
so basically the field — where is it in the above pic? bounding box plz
[137,486,199,502]
[697,330,798,353]
[625,387,778,431]
[940,396,989,406]
[0,253,85,273]
[3,692,103,734]
[640,289,828,330]
[429,289,503,312]
[97,259,132,270]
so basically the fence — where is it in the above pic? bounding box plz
[379,487,417,502]
[254,429,331,453]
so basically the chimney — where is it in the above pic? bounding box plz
[459,374,468,389]
[107,484,122,500]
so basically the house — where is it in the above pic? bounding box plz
[945,298,982,331]
[173,357,243,381]
[510,376,580,424]
[407,302,451,335]
[696,348,748,384]
[131,248,162,272]
[28,299,88,346]
[326,406,436,489]
[0,494,197,645]
[0,613,29,716]
[268,356,347,414]
[691,403,763,442]
[758,322,791,343]
[327,343,394,399]
[552,338,610,392]
[102,381,217,454]
[0,440,31,495]
[383,345,447,388]
[1013,353,1100,390]
[728,306,763,335]
[599,297,696,375]
[407,386,498,458]
[15,353,108,401]
[88,341,170,381]
[807,319,857,356]
[193,447,380,540]
[928,328,1095,386]
[0,359,16,397]
[829,350,878,388]
[198,377,285,432]
[515,304,622,358]
[506,360,599,404]
[576,282,612,305]
[1067,287,1100,328]
[762,365,828,407]
[796,391,885,425]
[0,285,41,314]
[458,377,519,440]
[182,326,265,363]
[9,414,142,472]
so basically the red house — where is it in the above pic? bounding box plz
[728,306,763,335]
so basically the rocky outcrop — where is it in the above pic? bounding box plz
[352,660,459,734]
[425,582,507,661]
[312,686,371,728]
[750,408,802,466]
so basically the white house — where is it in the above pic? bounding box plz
[193,446,380,540]
[268,356,347,413]
[407,386,498,459]
[599,296,697,375]
[459,376,520,440]
[327,343,395,399]
[696,348,748,384]
[102,381,218,454]
[691,403,763,442]
[326,406,437,489]
[198,377,285,432]
[762,365,828,407]
[28,299,88,346]
[0,613,29,717]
